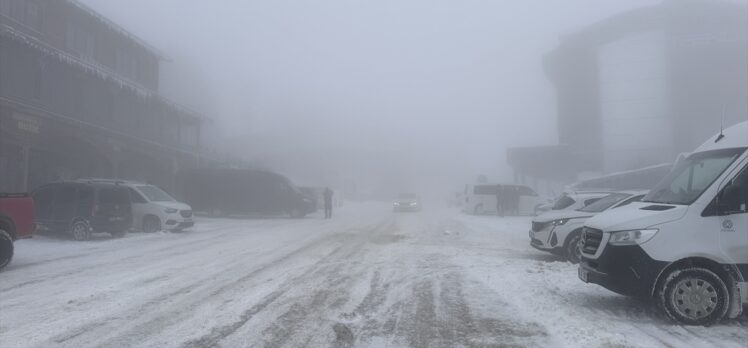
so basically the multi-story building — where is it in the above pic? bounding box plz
[508,0,747,191]
[0,0,204,193]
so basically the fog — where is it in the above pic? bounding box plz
[76,0,741,198]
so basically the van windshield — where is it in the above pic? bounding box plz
[578,193,629,213]
[137,185,176,202]
[643,148,746,205]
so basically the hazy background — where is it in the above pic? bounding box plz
[79,0,667,196]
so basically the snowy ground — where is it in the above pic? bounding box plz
[1,203,746,347]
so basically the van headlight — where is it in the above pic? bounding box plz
[609,229,658,246]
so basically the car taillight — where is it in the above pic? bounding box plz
[92,204,99,215]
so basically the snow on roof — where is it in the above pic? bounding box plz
[0,24,202,121]
[64,0,169,61]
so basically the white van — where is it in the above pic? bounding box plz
[463,184,540,216]
[578,121,748,326]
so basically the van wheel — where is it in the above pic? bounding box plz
[564,231,583,264]
[658,267,730,326]
[71,220,91,241]
[143,216,161,233]
[0,229,13,271]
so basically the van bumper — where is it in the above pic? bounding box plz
[579,245,667,298]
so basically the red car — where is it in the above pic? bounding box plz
[0,193,35,271]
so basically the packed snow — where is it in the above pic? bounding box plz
[1,203,746,347]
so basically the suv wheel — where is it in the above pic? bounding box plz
[71,220,91,241]
[0,229,13,271]
[143,216,161,233]
[658,267,730,326]
[565,232,583,264]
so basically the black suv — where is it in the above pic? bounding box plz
[32,181,132,240]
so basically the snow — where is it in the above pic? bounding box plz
[1,203,745,347]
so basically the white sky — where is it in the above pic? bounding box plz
[81,0,663,192]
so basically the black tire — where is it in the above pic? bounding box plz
[0,229,13,271]
[143,216,161,233]
[70,220,91,241]
[657,267,730,326]
[564,231,583,264]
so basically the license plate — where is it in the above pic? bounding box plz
[578,267,589,283]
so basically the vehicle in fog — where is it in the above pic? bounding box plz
[393,193,422,212]
[98,180,195,233]
[534,191,610,215]
[180,169,316,218]
[0,193,35,270]
[463,183,540,215]
[32,181,132,241]
[530,190,647,263]
[579,121,748,326]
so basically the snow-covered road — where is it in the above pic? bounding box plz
[1,203,746,347]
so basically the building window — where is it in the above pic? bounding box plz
[66,23,95,62]
[0,0,10,16]
[25,0,40,30]
[116,48,137,80]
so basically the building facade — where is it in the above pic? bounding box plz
[0,0,204,193]
[508,0,748,188]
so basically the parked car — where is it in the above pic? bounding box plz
[529,190,647,263]
[463,183,540,216]
[82,180,193,233]
[32,181,132,241]
[180,168,316,218]
[0,193,35,270]
[579,121,748,326]
[535,191,611,216]
[393,193,422,212]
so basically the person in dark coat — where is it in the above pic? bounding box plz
[323,187,334,219]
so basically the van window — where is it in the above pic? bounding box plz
[137,185,175,202]
[583,198,601,206]
[98,187,130,205]
[517,186,537,196]
[644,148,746,205]
[473,185,497,195]
[127,188,148,204]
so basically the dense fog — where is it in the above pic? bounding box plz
[76,0,676,198]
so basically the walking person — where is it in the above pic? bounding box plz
[323,187,334,219]
[496,184,504,217]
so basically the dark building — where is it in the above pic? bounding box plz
[508,0,748,189]
[0,0,204,193]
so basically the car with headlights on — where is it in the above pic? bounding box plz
[529,190,647,263]
[393,194,421,212]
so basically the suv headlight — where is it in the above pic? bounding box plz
[609,229,658,246]
[551,218,570,226]
[164,208,178,214]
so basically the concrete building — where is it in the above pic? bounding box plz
[0,0,205,193]
[508,0,748,190]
